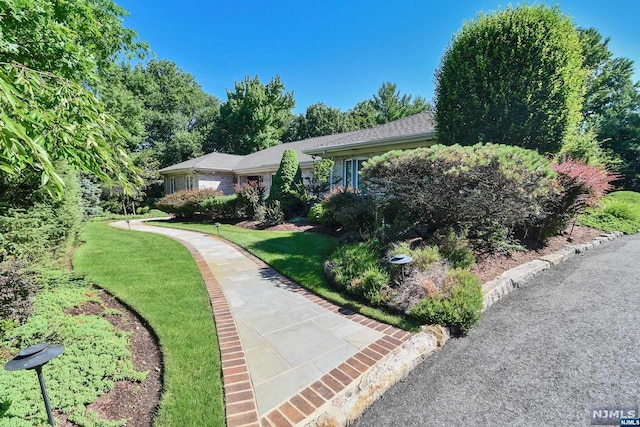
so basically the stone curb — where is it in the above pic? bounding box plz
[303,326,450,427]
[482,231,622,310]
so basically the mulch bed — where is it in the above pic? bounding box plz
[60,289,162,427]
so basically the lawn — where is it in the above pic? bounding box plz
[72,222,224,427]
[149,221,419,331]
[579,190,640,234]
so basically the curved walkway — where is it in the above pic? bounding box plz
[111,220,413,427]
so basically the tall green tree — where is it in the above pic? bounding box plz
[345,82,430,130]
[579,27,640,189]
[209,75,295,154]
[435,5,585,153]
[370,82,430,124]
[284,102,354,142]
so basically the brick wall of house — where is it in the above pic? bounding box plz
[198,173,236,195]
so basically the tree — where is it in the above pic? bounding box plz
[210,75,295,155]
[268,149,304,216]
[578,28,640,189]
[370,82,430,125]
[120,60,217,167]
[283,103,354,142]
[435,5,585,153]
[0,0,145,196]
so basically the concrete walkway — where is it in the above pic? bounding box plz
[111,220,414,426]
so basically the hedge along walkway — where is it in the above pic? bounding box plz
[111,220,414,427]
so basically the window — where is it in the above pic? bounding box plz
[168,177,176,194]
[185,175,195,191]
[344,158,366,189]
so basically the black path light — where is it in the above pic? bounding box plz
[389,253,413,285]
[214,222,221,236]
[4,343,65,426]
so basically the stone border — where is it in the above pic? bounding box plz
[482,231,623,310]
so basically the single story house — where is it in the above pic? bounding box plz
[159,111,436,195]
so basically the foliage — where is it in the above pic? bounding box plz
[0,63,142,196]
[579,27,640,190]
[0,167,82,263]
[305,158,336,199]
[320,186,376,234]
[0,0,145,83]
[324,240,388,305]
[308,203,326,223]
[435,5,585,153]
[199,195,240,220]
[557,129,614,167]
[0,261,36,332]
[409,269,483,332]
[0,269,144,426]
[78,173,103,220]
[120,60,217,168]
[256,200,285,226]
[210,75,294,154]
[284,103,354,142]
[579,191,640,234]
[537,159,617,239]
[73,222,224,426]
[361,144,558,249]
[234,181,266,220]
[433,228,476,269]
[149,221,417,330]
[155,188,221,219]
[345,82,431,129]
[369,82,431,125]
[268,149,306,217]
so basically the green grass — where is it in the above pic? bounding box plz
[579,191,640,234]
[149,221,419,331]
[89,209,167,221]
[72,222,223,427]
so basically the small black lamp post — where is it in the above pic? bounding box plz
[4,343,65,426]
[125,219,131,230]
[214,222,221,236]
[389,253,413,285]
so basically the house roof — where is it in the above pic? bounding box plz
[303,111,436,155]
[158,152,244,173]
[159,112,436,175]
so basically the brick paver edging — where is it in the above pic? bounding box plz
[154,235,260,427]
[211,236,416,426]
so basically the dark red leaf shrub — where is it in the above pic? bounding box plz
[155,189,222,218]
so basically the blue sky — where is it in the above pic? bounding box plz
[117,1,640,114]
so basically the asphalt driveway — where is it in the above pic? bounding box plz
[355,234,640,426]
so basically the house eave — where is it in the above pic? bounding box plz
[303,132,437,157]
[234,160,315,175]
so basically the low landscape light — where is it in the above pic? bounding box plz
[214,222,221,236]
[4,343,65,426]
[389,254,413,285]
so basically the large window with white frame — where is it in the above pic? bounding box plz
[344,158,367,189]
[168,176,176,194]
[185,175,195,191]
